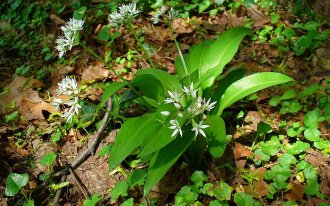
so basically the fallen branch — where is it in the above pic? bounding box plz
[52,98,112,204]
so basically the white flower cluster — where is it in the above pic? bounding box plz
[163,82,216,138]
[51,76,81,123]
[151,6,179,24]
[56,18,84,58]
[109,3,141,27]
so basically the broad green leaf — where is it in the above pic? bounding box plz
[269,95,281,106]
[100,82,127,107]
[110,181,129,201]
[175,53,189,81]
[264,165,291,186]
[5,173,29,196]
[109,113,158,169]
[144,129,195,196]
[212,69,247,115]
[297,83,319,98]
[187,40,213,78]
[132,74,164,101]
[305,179,319,195]
[127,169,146,188]
[199,27,252,88]
[134,68,181,97]
[191,171,207,188]
[204,115,227,158]
[40,152,57,166]
[258,136,281,156]
[216,72,293,116]
[253,148,270,165]
[83,194,101,206]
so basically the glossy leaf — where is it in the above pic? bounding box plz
[100,82,127,107]
[109,113,158,169]
[204,115,227,158]
[5,173,29,196]
[216,72,293,116]
[144,128,195,196]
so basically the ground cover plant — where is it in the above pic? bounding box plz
[0,0,329,205]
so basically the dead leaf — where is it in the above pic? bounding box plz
[81,64,109,82]
[253,180,269,196]
[0,76,44,115]
[19,89,54,120]
[49,14,65,25]
[305,148,329,167]
[286,181,305,201]
[319,164,330,197]
[31,139,57,176]
[244,111,262,131]
[172,17,202,34]
[234,142,253,160]
[247,5,270,27]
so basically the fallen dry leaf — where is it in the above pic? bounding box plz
[19,89,54,120]
[81,64,109,82]
[234,142,253,160]
[253,180,269,196]
[247,5,270,27]
[172,17,202,34]
[285,181,305,201]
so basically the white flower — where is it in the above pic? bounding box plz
[109,3,141,27]
[57,76,79,96]
[152,6,167,24]
[63,110,75,123]
[165,90,180,104]
[191,121,209,137]
[51,98,63,110]
[168,7,179,21]
[182,82,198,99]
[56,18,84,58]
[65,96,81,115]
[161,111,171,116]
[205,98,217,111]
[169,119,182,137]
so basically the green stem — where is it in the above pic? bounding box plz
[128,22,156,68]
[174,39,189,77]
[79,42,151,110]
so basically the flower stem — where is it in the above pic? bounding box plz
[128,22,156,68]
[79,42,152,110]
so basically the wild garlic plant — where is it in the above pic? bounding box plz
[52,76,81,123]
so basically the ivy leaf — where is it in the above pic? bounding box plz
[278,154,297,167]
[213,181,233,201]
[305,179,320,195]
[304,128,321,141]
[285,141,310,155]
[191,171,207,188]
[234,192,262,206]
[304,109,322,129]
[5,173,29,196]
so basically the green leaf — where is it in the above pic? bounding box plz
[269,95,281,107]
[285,141,310,155]
[304,109,322,129]
[204,115,227,157]
[297,84,319,98]
[23,199,34,206]
[127,169,146,188]
[305,179,320,195]
[175,186,198,205]
[303,21,320,31]
[216,72,293,116]
[214,181,233,201]
[198,27,252,89]
[109,113,158,169]
[51,181,69,191]
[133,68,181,101]
[121,198,134,206]
[98,145,112,157]
[234,192,261,206]
[281,89,296,100]
[257,121,273,135]
[191,171,207,188]
[100,82,127,107]
[264,165,291,189]
[110,181,129,201]
[253,148,270,165]
[144,128,195,196]
[258,136,281,156]
[40,152,57,166]
[209,200,224,206]
[278,154,297,167]
[314,139,330,150]
[97,25,111,42]
[212,69,247,114]
[5,173,29,196]
[304,128,321,141]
